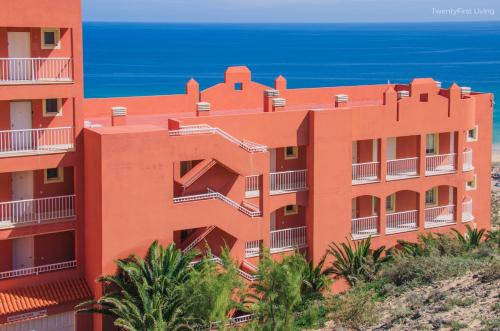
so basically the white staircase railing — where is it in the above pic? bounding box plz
[386,157,419,179]
[182,160,217,188]
[0,260,76,280]
[245,240,261,257]
[425,204,456,228]
[0,127,74,155]
[0,57,72,83]
[425,153,456,174]
[270,169,307,194]
[0,195,75,227]
[351,216,379,239]
[386,210,418,234]
[462,198,473,222]
[463,149,473,171]
[182,225,217,252]
[206,255,259,281]
[352,162,379,183]
[270,226,307,253]
[169,124,267,153]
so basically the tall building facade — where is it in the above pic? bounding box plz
[0,1,493,330]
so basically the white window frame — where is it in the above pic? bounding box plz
[466,125,479,142]
[466,174,477,191]
[425,187,438,207]
[41,28,61,49]
[42,98,63,117]
[425,133,439,155]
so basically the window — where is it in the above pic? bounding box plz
[180,160,194,177]
[425,188,438,206]
[43,99,62,117]
[467,126,478,142]
[386,194,396,213]
[284,204,298,216]
[284,146,298,160]
[426,133,438,155]
[234,82,243,90]
[420,93,429,102]
[41,28,61,49]
[466,175,477,190]
[44,168,64,183]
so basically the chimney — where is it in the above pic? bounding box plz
[397,90,410,100]
[196,102,211,116]
[111,106,127,126]
[435,81,442,89]
[460,86,471,96]
[335,94,349,108]
[272,97,286,112]
[264,89,279,112]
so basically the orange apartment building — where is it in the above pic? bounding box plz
[0,0,493,330]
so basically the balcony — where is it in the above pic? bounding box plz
[270,226,307,253]
[386,210,418,234]
[270,170,307,195]
[245,240,262,257]
[0,260,76,280]
[425,153,456,175]
[0,195,75,228]
[352,162,380,185]
[245,175,260,198]
[351,215,379,239]
[463,149,473,171]
[425,204,456,229]
[0,127,74,157]
[386,157,419,180]
[0,58,72,84]
[462,198,473,222]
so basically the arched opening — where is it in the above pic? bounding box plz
[385,190,419,234]
[424,185,457,228]
[352,195,380,239]
[269,205,307,253]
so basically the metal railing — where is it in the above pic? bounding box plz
[270,169,307,194]
[386,210,418,234]
[0,58,72,82]
[352,162,379,183]
[169,125,267,153]
[462,198,473,222]
[424,204,456,228]
[463,149,473,171]
[245,175,260,198]
[352,216,379,239]
[182,225,216,252]
[182,160,216,188]
[425,153,456,174]
[0,260,76,280]
[270,226,307,253]
[0,127,74,155]
[173,192,215,204]
[245,240,262,257]
[386,157,419,179]
[0,195,75,227]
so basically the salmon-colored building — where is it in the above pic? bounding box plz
[0,0,493,330]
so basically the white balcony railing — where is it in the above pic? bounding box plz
[0,127,74,156]
[245,175,260,198]
[386,210,418,234]
[0,58,72,83]
[462,198,473,222]
[352,216,379,239]
[270,170,307,194]
[425,153,456,175]
[352,162,379,184]
[425,204,456,228]
[463,149,473,171]
[0,195,75,228]
[386,157,419,180]
[270,226,307,253]
[0,260,76,280]
[245,240,262,257]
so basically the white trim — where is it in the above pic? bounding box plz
[466,125,479,142]
[42,98,63,117]
[41,28,61,49]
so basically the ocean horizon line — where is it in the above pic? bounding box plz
[82,20,500,25]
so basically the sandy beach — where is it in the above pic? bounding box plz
[493,144,500,165]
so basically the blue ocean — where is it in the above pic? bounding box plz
[82,22,499,141]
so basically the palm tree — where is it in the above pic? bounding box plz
[452,224,485,250]
[327,237,390,286]
[77,241,201,331]
[301,253,334,296]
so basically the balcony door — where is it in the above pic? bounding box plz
[13,237,34,270]
[10,101,32,151]
[12,171,34,221]
[7,32,31,80]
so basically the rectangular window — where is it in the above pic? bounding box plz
[386,194,396,212]
[425,188,438,206]
[467,126,478,142]
[466,175,477,190]
[43,99,62,117]
[426,133,438,155]
[234,82,243,90]
[44,167,64,184]
[284,204,298,216]
[284,146,298,160]
[41,28,61,49]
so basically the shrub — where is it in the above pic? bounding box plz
[452,224,485,250]
[301,253,333,297]
[329,287,379,330]
[294,300,329,329]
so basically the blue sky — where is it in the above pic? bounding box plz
[83,0,499,23]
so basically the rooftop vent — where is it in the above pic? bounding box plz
[84,120,92,128]
[435,81,442,88]
[265,89,279,97]
[197,102,211,112]
[272,98,286,107]
[335,94,349,103]
[397,90,410,99]
[112,106,127,117]
[460,86,472,95]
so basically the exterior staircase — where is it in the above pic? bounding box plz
[182,225,217,252]
[177,159,217,192]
